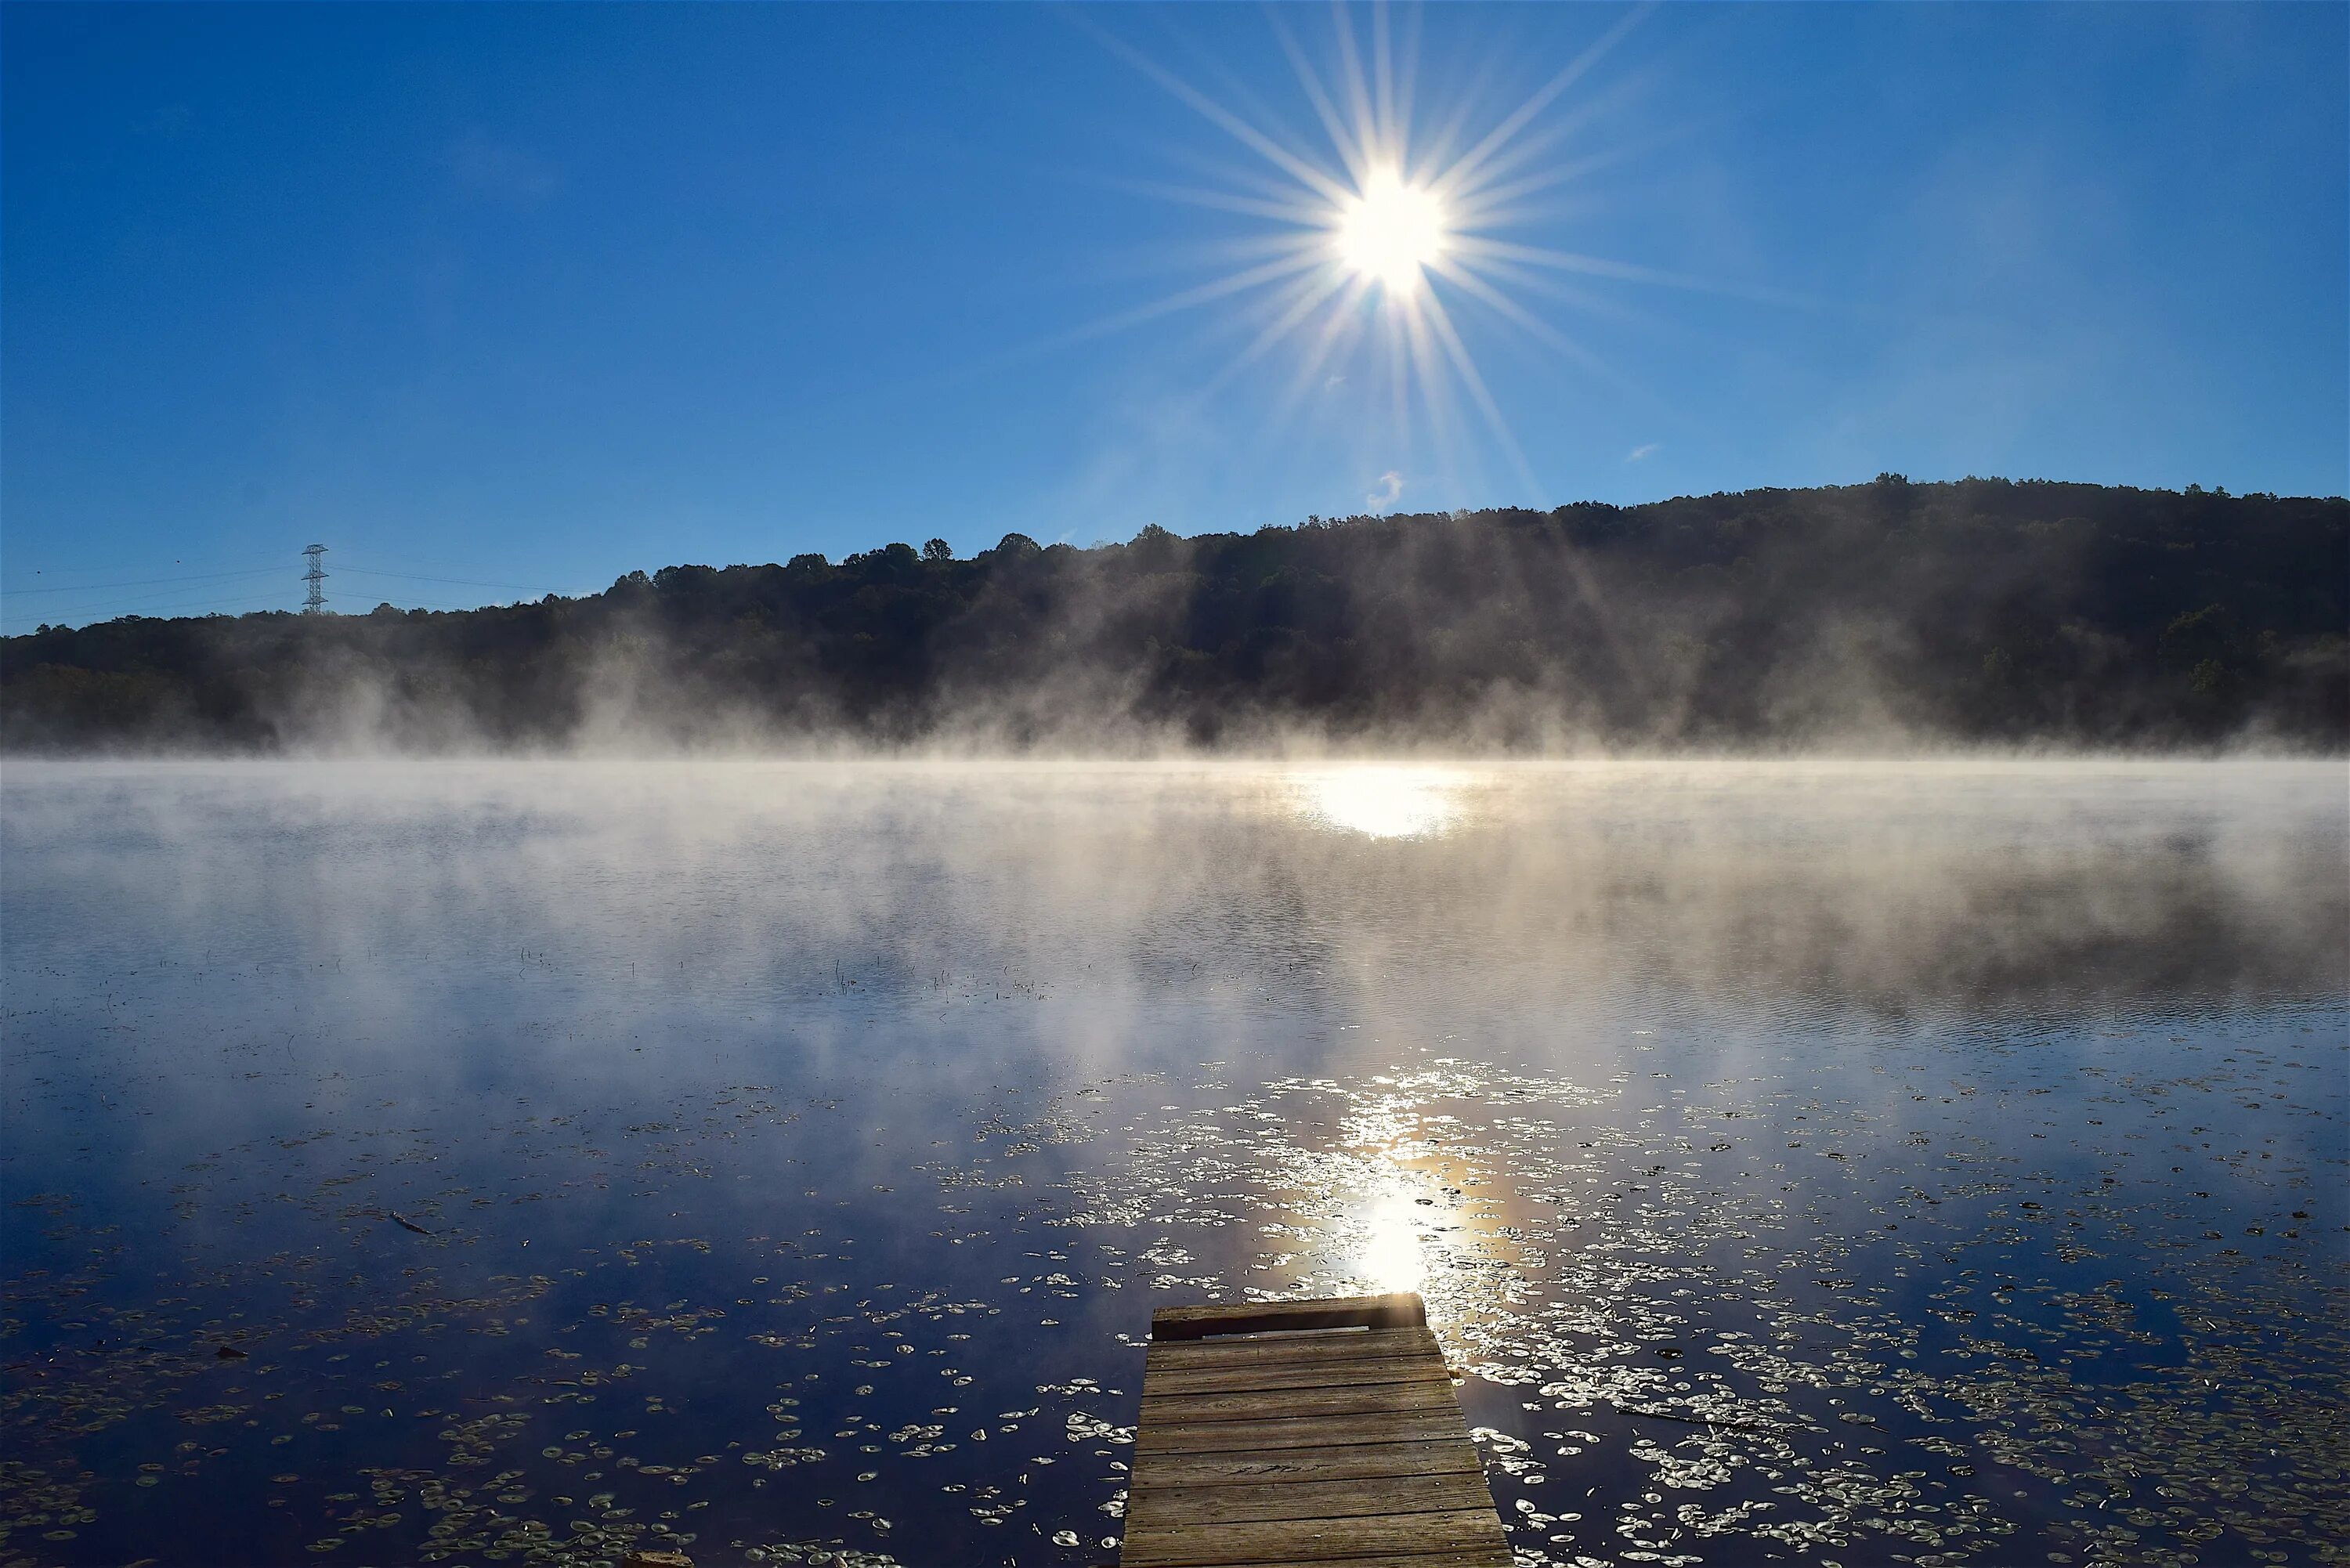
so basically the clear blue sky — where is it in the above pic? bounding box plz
[5,2,2343,629]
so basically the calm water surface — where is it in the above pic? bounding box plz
[2,761,2344,1568]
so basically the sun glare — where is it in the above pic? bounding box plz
[1086,4,1663,497]
[1336,168,1447,293]
[1297,765,1465,840]
[1355,1194,1428,1293]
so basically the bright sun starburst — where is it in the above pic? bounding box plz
[1076,4,1685,504]
[1336,168,1446,293]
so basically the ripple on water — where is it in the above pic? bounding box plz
[2,761,2342,1566]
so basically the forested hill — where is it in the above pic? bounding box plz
[5,477,2345,752]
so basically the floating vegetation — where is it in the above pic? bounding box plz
[2,761,2343,1566]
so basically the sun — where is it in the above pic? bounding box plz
[1335,168,1447,293]
[1078,3,1671,497]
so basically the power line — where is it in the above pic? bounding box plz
[2,591,511,633]
[0,566,284,597]
[1,596,289,634]
[8,561,569,600]
[11,583,294,618]
[336,565,547,593]
[5,555,599,634]
[5,584,292,618]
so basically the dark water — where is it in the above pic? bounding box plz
[2,760,2344,1568]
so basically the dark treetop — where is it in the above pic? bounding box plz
[5,478,2344,752]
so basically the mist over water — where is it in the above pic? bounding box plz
[3,760,2344,1567]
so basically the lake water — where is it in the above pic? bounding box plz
[2,760,2344,1568]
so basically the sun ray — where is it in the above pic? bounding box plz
[1426,255,1611,378]
[1452,161,1611,218]
[1371,2,1401,168]
[1440,264,1672,437]
[1081,174,1327,227]
[1195,267,1362,402]
[1048,5,1711,714]
[1439,66,1655,211]
[1270,10,1368,184]
[1405,38,1521,196]
[1387,2,1426,182]
[1454,237,1824,309]
[1269,280,1376,427]
[1413,294,1655,699]
[1434,3,1653,199]
[1415,284,1538,497]
[1469,253,1688,343]
[1399,294,1473,493]
[1079,219,1351,287]
[1049,248,1330,350]
[1383,295,1414,467]
[1054,1,1808,530]
[1329,2,1383,169]
[1074,15,1355,208]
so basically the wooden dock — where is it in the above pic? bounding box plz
[1120,1292,1510,1568]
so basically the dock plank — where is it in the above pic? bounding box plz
[1161,1555,1514,1568]
[1128,1470,1498,1529]
[1138,1377,1462,1425]
[1123,1292,1508,1568]
[1130,1440,1484,1490]
[1119,1507,1509,1567]
[1144,1327,1439,1373]
[1144,1354,1457,1397]
[1133,1407,1470,1457]
[1150,1294,1426,1341]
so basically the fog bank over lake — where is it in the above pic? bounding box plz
[3,760,2343,1567]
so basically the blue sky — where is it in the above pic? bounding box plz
[4,2,2343,629]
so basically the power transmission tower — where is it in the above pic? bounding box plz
[302,544,327,615]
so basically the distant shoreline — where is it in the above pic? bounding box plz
[7,479,2344,755]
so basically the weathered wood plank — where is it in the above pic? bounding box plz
[1123,1292,1506,1567]
[1126,1440,1485,1491]
[1119,1507,1509,1567]
[1144,1326,1439,1373]
[1139,1378,1462,1426]
[1144,1354,1457,1398]
[1151,1294,1426,1341]
[1128,1470,1499,1529]
[1153,1555,1511,1568]
[1132,1407,1470,1456]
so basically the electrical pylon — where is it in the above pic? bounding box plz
[302,544,327,615]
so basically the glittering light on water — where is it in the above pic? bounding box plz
[1296,765,1466,839]
[1354,1193,1428,1292]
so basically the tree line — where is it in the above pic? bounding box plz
[5,476,2343,751]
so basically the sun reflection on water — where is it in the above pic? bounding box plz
[1295,765,1466,840]
[1354,1193,1430,1293]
